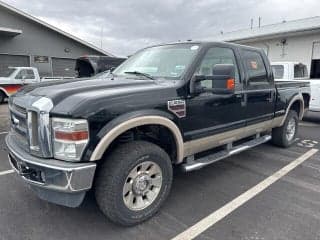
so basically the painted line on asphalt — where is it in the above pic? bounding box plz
[0,169,14,176]
[172,148,319,240]
[300,122,320,127]
[0,132,8,135]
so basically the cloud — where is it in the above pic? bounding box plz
[2,0,320,56]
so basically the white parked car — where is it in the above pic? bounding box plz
[0,67,73,103]
[271,62,320,112]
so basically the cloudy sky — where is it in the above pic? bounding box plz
[2,0,320,56]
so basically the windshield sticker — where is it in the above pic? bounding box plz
[191,45,199,51]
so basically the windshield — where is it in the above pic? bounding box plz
[0,68,16,77]
[113,44,200,79]
[272,65,284,79]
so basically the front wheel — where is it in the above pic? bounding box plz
[272,110,299,148]
[95,141,173,226]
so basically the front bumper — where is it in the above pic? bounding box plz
[6,133,96,207]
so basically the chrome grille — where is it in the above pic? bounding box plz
[9,103,29,152]
[9,96,54,158]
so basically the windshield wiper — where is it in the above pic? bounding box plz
[124,71,155,80]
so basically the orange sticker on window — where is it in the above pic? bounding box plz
[250,61,258,69]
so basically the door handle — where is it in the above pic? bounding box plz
[266,91,275,102]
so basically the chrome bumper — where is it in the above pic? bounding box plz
[6,133,96,207]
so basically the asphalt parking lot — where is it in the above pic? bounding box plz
[0,103,320,240]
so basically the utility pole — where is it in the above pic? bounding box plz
[100,27,104,49]
[250,18,253,29]
[258,17,262,28]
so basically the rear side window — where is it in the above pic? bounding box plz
[294,64,308,78]
[272,65,284,79]
[15,70,26,79]
[242,50,268,84]
[26,70,35,79]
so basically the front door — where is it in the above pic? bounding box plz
[181,46,246,141]
[15,69,37,84]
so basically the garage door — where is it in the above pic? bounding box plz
[52,58,76,77]
[0,54,30,74]
[312,42,320,59]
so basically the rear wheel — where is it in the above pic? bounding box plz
[95,141,173,226]
[272,110,298,148]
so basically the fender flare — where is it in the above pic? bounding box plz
[0,87,9,97]
[90,115,184,162]
[280,94,304,126]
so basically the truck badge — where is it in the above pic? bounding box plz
[167,100,186,118]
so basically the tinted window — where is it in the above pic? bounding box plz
[272,65,284,79]
[294,64,308,78]
[195,47,240,88]
[242,50,268,83]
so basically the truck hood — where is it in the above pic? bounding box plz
[14,77,178,117]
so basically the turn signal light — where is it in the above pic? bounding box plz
[227,78,235,90]
[55,131,89,141]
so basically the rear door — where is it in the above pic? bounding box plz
[241,49,275,125]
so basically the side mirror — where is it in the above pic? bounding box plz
[190,64,236,94]
[211,64,235,93]
[21,75,27,84]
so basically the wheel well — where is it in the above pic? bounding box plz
[302,93,310,109]
[0,90,7,103]
[0,89,7,97]
[102,124,178,163]
[289,100,303,119]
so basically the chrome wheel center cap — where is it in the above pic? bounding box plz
[133,175,150,194]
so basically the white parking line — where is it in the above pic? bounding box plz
[172,148,319,240]
[0,132,8,135]
[0,169,14,176]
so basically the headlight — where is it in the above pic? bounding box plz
[52,118,89,161]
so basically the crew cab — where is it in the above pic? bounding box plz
[272,62,320,112]
[0,67,72,103]
[6,42,310,226]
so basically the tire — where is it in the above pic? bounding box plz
[0,91,5,104]
[95,141,173,226]
[272,110,299,148]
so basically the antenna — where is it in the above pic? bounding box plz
[258,17,262,28]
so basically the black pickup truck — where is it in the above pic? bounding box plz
[6,42,310,226]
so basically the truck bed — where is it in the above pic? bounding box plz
[275,80,310,89]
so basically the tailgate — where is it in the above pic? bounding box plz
[309,81,320,111]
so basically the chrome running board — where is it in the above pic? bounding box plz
[181,134,272,172]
